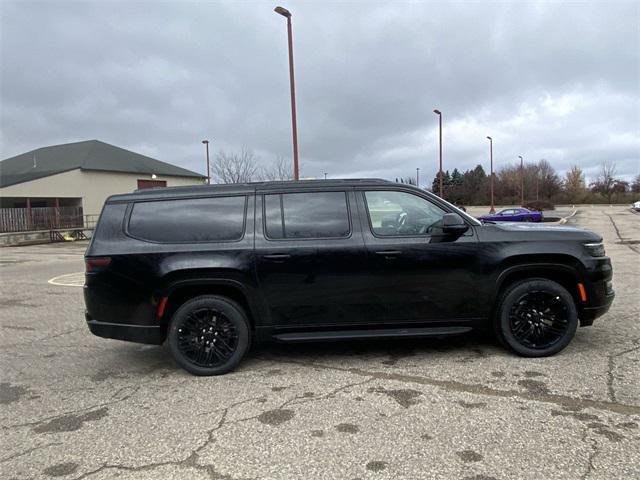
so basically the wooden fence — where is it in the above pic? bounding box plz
[0,206,85,233]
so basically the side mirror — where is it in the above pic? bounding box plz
[442,213,469,236]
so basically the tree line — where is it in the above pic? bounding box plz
[427,160,639,206]
[211,148,638,205]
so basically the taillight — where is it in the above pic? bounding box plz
[85,257,111,273]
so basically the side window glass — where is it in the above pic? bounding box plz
[364,191,446,236]
[128,196,246,243]
[264,194,284,239]
[264,191,350,239]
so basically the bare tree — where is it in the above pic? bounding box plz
[590,161,617,203]
[213,148,260,184]
[260,156,293,181]
[632,174,640,194]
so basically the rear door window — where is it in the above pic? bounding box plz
[264,191,350,239]
[128,196,246,243]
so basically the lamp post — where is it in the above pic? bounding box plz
[487,136,494,213]
[416,167,420,187]
[324,172,327,180]
[519,155,524,206]
[202,140,210,184]
[274,6,299,181]
[433,109,443,198]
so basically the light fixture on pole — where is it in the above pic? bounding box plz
[487,136,495,213]
[416,167,420,188]
[202,140,210,184]
[274,6,300,181]
[433,109,443,198]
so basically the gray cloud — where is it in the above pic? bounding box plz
[1,0,638,186]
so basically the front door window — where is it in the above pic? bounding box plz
[364,190,446,236]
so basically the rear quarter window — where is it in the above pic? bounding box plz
[128,196,246,243]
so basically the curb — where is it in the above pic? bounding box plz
[559,209,578,225]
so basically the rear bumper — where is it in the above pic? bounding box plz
[86,313,164,345]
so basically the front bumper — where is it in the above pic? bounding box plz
[579,259,615,326]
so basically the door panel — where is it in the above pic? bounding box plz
[254,190,370,328]
[357,189,482,324]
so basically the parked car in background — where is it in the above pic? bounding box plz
[85,179,613,375]
[633,201,640,212]
[478,207,543,223]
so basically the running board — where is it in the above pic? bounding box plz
[273,326,472,343]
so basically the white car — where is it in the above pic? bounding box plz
[633,201,640,211]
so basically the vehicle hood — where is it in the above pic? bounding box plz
[481,222,602,242]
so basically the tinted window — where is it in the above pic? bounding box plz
[264,192,350,239]
[129,196,246,242]
[364,191,446,236]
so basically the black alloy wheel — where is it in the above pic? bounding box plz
[168,295,250,375]
[508,291,569,349]
[495,279,578,357]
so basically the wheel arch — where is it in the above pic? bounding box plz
[158,275,262,335]
[492,256,585,316]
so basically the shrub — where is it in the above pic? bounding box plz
[523,200,555,211]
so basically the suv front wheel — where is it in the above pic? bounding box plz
[168,295,250,375]
[495,279,578,357]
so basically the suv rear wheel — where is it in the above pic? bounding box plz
[495,279,578,357]
[168,295,250,375]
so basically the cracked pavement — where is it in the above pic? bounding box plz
[1,206,638,480]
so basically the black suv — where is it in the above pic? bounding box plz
[84,179,614,375]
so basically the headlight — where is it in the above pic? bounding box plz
[584,242,606,257]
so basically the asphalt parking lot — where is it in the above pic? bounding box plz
[1,206,638,480]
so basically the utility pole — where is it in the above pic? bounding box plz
[274,6,300,180]
[487,136,495,213]
[433,109,443,198]
[519,155,524,205]
[202,140,210,184]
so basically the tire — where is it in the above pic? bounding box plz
[168,295,250,375]
[494,279,578,357]
[523,217,533,222]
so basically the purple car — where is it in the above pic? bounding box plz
[478,207,543,223]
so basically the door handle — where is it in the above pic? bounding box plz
[374,250,402,259]
[263,254,291,262]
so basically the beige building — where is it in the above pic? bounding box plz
[0,140,205,219]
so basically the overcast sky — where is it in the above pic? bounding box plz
[1,0,638,185]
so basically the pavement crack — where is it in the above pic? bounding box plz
[604,212,640,255]
[278,378,374,409]
[580,427,600,480]
[4,386,139,431]
[606,344,640,403]
[268,357,640,416]
[0,442,62,464]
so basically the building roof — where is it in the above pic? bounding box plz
[0,139,204,188]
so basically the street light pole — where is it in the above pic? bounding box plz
[324,172,327,180]
[433,109,443,198]
[487,136,494,213]
[274,6,299,181]
[519,155,524,206]
[202,140,210,184]
[416,167,420,188]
